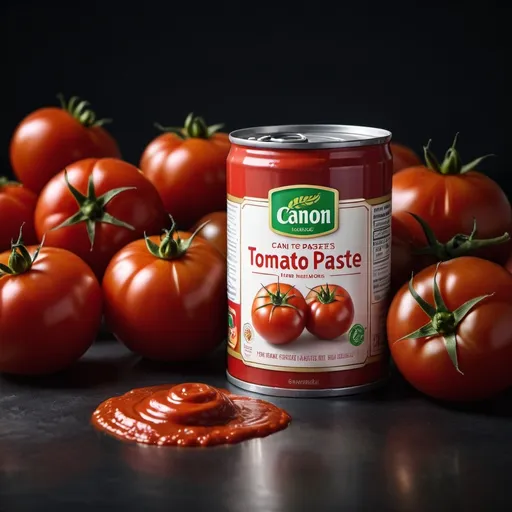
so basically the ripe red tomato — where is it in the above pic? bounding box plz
[34,158,167,280]
[10,95,120,194]
[102,221,226,361]
[0,178,38,252]
[390,213,510,295]
[387,257,512,401]
[390,142,421,174]
[506,252,512,275]
[140,113,230,229]
[392,135,511,264]
[191,211,227,258]
[305,284,354,340]
[251,282,307,345]
[0,232,102,375]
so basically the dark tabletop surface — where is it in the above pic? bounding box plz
[1,337,511,512]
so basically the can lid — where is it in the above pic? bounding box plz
[229,124,392,149]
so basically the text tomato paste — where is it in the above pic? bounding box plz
[226,125,393,397]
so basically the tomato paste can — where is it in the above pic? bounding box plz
[226,125,392,397]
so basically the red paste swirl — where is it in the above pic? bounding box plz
[92,382,291,446]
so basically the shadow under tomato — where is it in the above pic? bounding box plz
[378,361,512,416]
[0,352,140,390]
[423,387,512,418]
[95,315,114,341]
[130,342,227,377]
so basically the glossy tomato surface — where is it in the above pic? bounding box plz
[390,142,421,174]
[305,285,354,340]
[10,107,120,193]
[251,283,307,345]
[103,234,226,362]
[34,158,167,279]
[0,182,38,251]
[392,168,512,263]
[140,132,230,229]
[506,251,512,274]
[192,211,227,258]
[387,257,512,401]
[0,246,102,374]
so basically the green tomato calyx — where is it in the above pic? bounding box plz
[423,133,494,175]
[254,279,302,318]
[307,283,341,305]
[57,94,112,128]
[154,112,224,140]
[0,224,45,276]
[409,212,510,260]
[431,311,456,334]
[145,215,208,260]
[50,169,136,250]
[396,263,493,375]
[0,177,21,188]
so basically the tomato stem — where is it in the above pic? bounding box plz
[422,134,494,175]
[432,311,456,334]
[0,177,21,188]
[0,224,45,277]
[395,263,493,374]
[306,283,340,304]
[409,213,509,260]
[145,215,208,260]
[57,94,112,128]
[423,140,442,173]
[154,112,224,140]
[50,169,136,250]
[254,279,301,313]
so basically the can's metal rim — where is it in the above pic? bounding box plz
[226,372,389,398]
[229,124,392,149]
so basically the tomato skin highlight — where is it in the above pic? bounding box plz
[0,246,102,375]
[390,143,421,174]
[387,257,512,401]
[392,167,512,264]
[102,234,227,362]
[140,132,230,229]
[192,211,227,258]
[0,183,38,252]
[251,283,307,345]
[10,107,120,193]
[305,285,354,340]
[34,158,167,280]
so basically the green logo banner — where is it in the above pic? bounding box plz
[269,185,339,238]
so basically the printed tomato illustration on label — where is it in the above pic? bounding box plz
[306,284,355,340]
[226,125,393,397]
[251,280,307,345]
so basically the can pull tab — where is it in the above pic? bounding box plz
[248,132,308,143]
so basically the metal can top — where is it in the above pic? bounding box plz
[229,124,392,150]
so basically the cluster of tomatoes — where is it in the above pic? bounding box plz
[388,136,512,402]
[251,282,354,344]
[3,95,512,405]
[1,96,229,375]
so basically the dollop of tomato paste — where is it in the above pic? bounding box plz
[92,382,291,446]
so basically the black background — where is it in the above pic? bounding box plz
[3,2,511,196]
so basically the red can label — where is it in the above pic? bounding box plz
[227,180,391,390]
